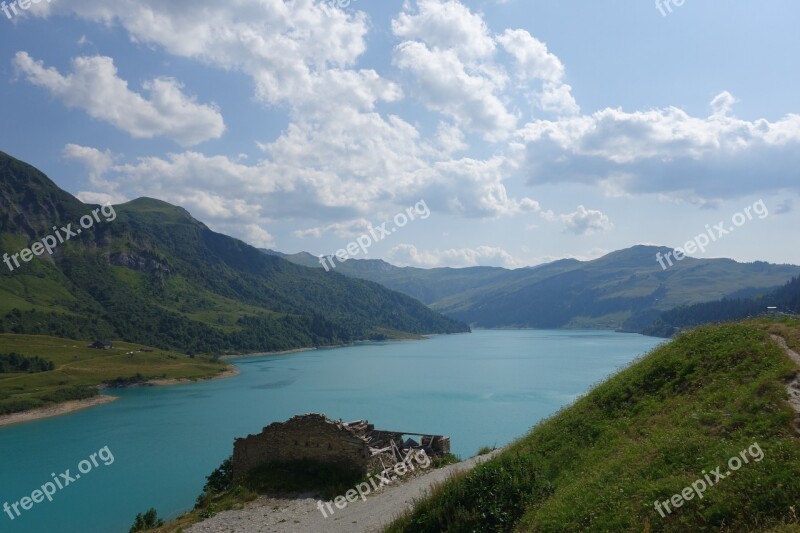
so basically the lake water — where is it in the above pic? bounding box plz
[0,329,661,533]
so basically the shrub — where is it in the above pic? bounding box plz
[129,508,164,532]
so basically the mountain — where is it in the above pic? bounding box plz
[0,151,468,355]
[644,275,800,336]
[264,249,518,306]
[270,246,800,331]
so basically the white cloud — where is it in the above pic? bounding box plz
[496,29,564,83]
[392,0,496,60]
[436,122,468,155]
[63,143,114,182]
[392,0,517,140]
[14,53,225,146]
[25,0,798,254]
[294,219,373,239]
[538,82,580,116]
[52,0,371,109]
[387,243,521,268]
[29,0,551,226]
[63,143,128,203]
[559,205,613,235]
[710,91,737,117]
[393,41,516,139]
[241,224,276,249]
[432,156,543,217]
[514,92,800,201]
[497,28,579,116]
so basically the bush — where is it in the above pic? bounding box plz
[0,352,55,373]
[205,456,233,494]
[41,386,97,403]
[0,397,44,415]
[129,508,164,532]
[431,453,460,468]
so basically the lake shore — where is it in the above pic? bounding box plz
[220,334,442,362]
[0,395,119,428]
[0,366,240,427]
[114,366,241,387]
[220,347,319,361]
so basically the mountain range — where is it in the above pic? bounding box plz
[3,149,797,354]
[0,151,468,355]
[268,248,800,332]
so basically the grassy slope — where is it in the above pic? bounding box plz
[0,334,228,415]
[387,319,800,532]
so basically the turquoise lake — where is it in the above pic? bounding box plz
[0,329,662,532]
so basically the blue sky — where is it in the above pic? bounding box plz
[1,0,798,268]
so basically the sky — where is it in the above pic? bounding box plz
[0,0,798,269]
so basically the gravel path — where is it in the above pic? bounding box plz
[186,450,502,533]
[771,335,800,425]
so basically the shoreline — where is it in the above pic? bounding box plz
[220,347,318,361]
[0,366,240,428]
[220,334,444,361]
[0,395,119,428]
[111,366,241,388]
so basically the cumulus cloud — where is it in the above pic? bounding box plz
[392,0,496,60]
[63,143,114,182]
[393,41,516,139]
[391,2,582,141]
[14,53,225,146]
[240,224,276,249]
[387,243,521,268]
[513,92,800,201]
[294,219,373,239]
[28,0,556,226]
[431,156,544,217]
[559,205,613,235]
[496,28,564,83]
[49,0,371,109]
[21,0,798,254]
[392,0,516,140]
[63,144,128,204]
[497,28,579,116]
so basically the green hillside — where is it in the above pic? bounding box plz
[387,319,800,532]
[273,247,800,331]
[645,276,800,336]
[0,334,227,415]
[0,151,468,356]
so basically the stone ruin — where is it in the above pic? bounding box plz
[231,413,451,481]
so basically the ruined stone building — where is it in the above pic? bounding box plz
[231,413,450,481]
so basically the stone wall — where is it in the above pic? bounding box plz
[232,414,371,481]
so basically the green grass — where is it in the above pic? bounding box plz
[387,320,800,532]
[0,334,231,415]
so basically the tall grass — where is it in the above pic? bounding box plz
[387,322,800,532]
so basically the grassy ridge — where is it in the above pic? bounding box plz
[0,334,228,415]
[387,320,800,532]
